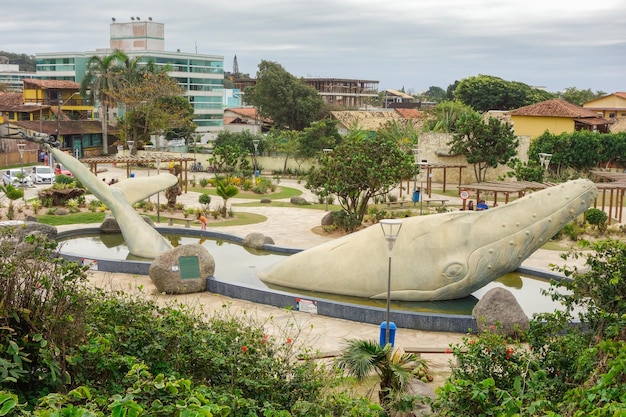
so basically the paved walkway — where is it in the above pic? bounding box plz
[52,163,585,385]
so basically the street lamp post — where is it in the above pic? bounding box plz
[154,152,163,223]
[419,160,428,215]
[379,219,403,347]
[17,143,26,203]
[323,148,333,211]
[127,141,134,178]
[412,148,420,207]
[252,139,259,178]
[56,92,80,149]
[144,145,154,201]
[538,153,552,180]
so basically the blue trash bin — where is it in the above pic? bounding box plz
[412,190,420,203]
[254,169,260,178]
[379,321,397,347]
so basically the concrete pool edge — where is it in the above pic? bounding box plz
[56,227,567,334]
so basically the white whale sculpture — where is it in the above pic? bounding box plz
[259,179,598,301]
[37,140,179,258]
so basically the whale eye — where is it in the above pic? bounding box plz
[442,262,467,283]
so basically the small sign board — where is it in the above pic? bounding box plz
[179,256,200,279]
[296,298,318,314]
[459,190,470,200]
[81,258,98,270]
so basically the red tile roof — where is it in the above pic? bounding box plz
[12,120,116,135]
[22,79,81,89]
[0,92,24,106]
[394,108,422,119]
[511,99,603,118]
[227,107,258,118]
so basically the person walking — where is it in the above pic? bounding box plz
[198,213,208,230]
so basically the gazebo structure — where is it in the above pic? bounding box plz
[459,181,550,208]
[401,162,467,199]
[589,171,626,224]
[80,154,197,193]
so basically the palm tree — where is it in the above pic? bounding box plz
[80,50,129,155]
[336,339,427,411]
[0,184,24,220]
[215,178,239,217]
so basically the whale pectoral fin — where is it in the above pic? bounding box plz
[111,174,179,205]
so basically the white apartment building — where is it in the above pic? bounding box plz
[35,19,224,143]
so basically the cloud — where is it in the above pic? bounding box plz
[0,0,624,93]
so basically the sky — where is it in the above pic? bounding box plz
[2,0,625,95]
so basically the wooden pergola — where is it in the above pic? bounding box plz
[459,181,550,207]
[80,154,197,193]
[402,163,467,198]
[589,171,626,224]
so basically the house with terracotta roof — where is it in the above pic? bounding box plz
[582,92,626,120]
[223,107,272,134]
[582,92,626,133]
[330,109,422,135]
[0,80,115,158]
[509,99,611,139]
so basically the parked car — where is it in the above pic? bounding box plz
[30,165,54,184]
[54,163,73,177]
[2,168,34,187]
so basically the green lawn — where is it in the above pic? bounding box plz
[35,210,268,228]
[190,185,302,200]
[37,212,107,226]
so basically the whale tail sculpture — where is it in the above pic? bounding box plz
[20,132,179,258]
[259,179,599,301]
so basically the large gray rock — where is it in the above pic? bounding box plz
[243,232,274,249]
[99,214,155,234]
[0,220,57,242]
[472,287,529,337]
[149,244,215,294]
[290,196,308,205]
[321,211,335,226]
[21,221,58,241]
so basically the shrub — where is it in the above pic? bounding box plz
[0,230,91,403]
[199,177,209,188]
[88,199,102,212]
[332,210,361,232]
[584,207,608,231]
[198,193,211,212]
[66,198,80,213]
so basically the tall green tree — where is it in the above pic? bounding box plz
[422,85,447,103]
[558,86,606,106]
[244,60,324,131]
[114,72,194,150]
[306,130,414,225]
[448,112,519,182]
[454,74,553,112]
[297,118,343,159]
[80,50,129,155]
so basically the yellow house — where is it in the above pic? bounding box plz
[22,79,94,121]
[510,99,610,140]
[582,92,626,119]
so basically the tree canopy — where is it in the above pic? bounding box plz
[448,112,519,182]
[244,60,324,131]
[454,74,553,112]
[558,86,606,106]
[306,129,414,226]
